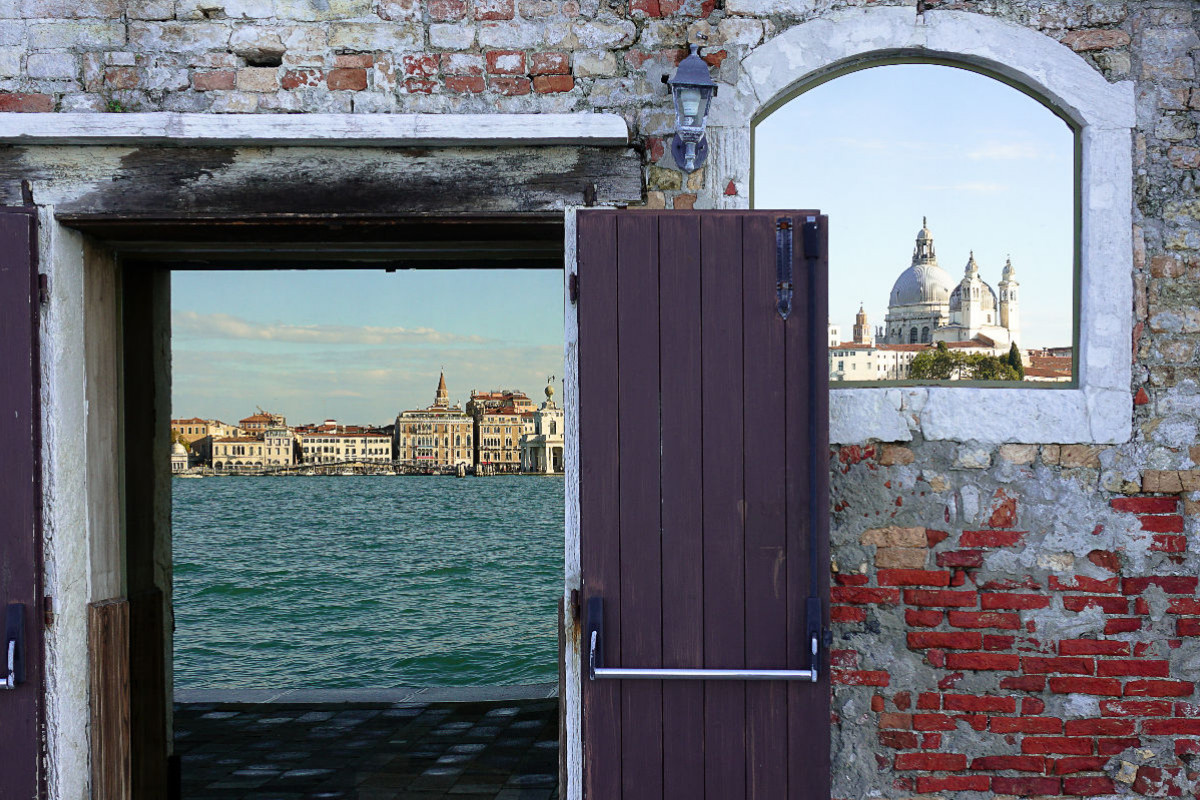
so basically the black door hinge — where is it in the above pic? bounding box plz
[38,274,49,305]
[569,272,579,305]
[569,589,580,622]
[43,596,53,627]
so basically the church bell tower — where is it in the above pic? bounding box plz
[433,370,450,409]
[999,256,1020,346]
[959,252,984,334]
[852,304,873,345]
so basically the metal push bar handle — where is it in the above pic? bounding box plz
[585,598,820,683]
[589,631,817,682]
[2,604,24,690]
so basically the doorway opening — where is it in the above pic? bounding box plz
[72,214,570,800]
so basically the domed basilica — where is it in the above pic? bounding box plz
[880,219,1020,349]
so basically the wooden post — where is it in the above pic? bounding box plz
[89,599,131,800]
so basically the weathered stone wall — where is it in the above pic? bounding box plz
[831,443,1200,797]
[9,0,1199,798]
[819,4,1200,798]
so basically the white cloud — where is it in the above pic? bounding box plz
[171,343,564,425]
[172,311,488,345]
[966,142,1040,161]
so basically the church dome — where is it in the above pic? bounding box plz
[172,441,187,455]
[892,266,955,309]
[889,264,955,306]
[888,218,955,307]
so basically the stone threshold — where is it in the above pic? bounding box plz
[175,682,558,705]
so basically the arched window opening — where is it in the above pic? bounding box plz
[754,63,1074,385]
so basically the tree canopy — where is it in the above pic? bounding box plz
[909,342,1022,381]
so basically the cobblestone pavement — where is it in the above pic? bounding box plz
[175,699,560,800]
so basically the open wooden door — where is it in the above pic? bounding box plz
[0,202,45,799]
[578,209,830,799]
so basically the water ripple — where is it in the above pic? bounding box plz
[173,476,564,689]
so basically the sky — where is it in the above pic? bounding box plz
[754,63,1075,349]
[174,65,1073,421]
[171,269,565,426]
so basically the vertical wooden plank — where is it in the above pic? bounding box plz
[659,212,705,800]
[90,599,132,800]
[578,210,621,800]
[617,213,663,800]
[741,214,788,798]
[0,206,43,800]
[701,214,746,800]
[122,267,171,799]
[558,597,568,796]
[786,213,831,800]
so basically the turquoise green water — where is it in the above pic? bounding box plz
[172,476,564,689]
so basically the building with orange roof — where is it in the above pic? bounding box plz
[239,409,286,433]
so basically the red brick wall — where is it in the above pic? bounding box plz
[831,447,1199,798]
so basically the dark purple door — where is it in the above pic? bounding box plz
[0,204,44,799]
[578,210,830,799]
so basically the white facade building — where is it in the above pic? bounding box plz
[300,432,392,464]
[881,219,1020,349]
[170,442,189,473]
[520,380,565,474]
[829,343,925,382]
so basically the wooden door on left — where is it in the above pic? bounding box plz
[0,203,44,799]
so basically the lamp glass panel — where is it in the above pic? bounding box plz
[679,87,702,123]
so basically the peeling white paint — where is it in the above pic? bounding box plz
[40,211,92,800]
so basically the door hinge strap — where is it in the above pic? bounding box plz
[775,217,793,320]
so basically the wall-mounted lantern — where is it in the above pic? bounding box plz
[667,44,718,173]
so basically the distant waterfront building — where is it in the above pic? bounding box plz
[478,406,523,472]
[212,436,268,472]
[520,379,564,474]
[172,417,210,444]
[829,342,927,381]
[394,372,473,468]
[170,442,189,473]
[881,219,1020,349]
[1025,348,1073,383]
[828,218,1048,382]
[829,305,1013,381]
[263,428,297,468]
[171,418,241,468]
[467,387,533,467]
[171,417,240,443]
[239,409,286,434]
[300,431,391,464]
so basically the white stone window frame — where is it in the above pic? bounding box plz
[707,6,1135,444]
